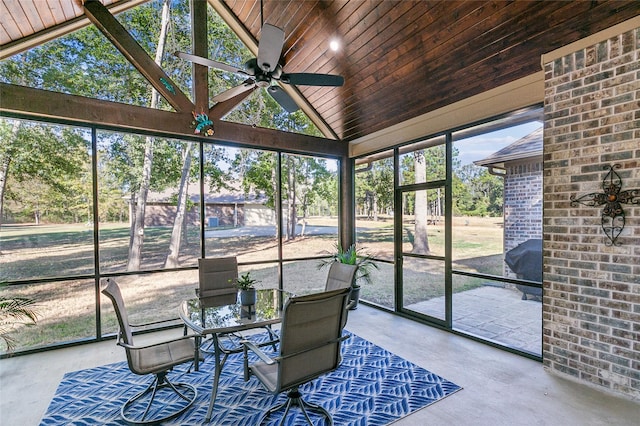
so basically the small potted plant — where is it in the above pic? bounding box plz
[317,243,378,309]
[233,272,259,305]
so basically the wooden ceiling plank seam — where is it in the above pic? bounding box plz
[280,1,321,59]
[328,3,505,113]
[283,1,390,76]
[48,0,70,26]
[261,0,291,30]
[346,2,485,93]
[19,1,46,33]
[277,2,326,66]
[320,2,441,105]
[343,46,545,140]
[3,0,35,38]
[59,0,80,21]
[285,2,368,68]
[279,0,313,38]
[304,0,420,108]
[238,0,260,35]
[0,2,22,41]
[338,0,632,142]
[328,1,558,130]
[315,15,434,120]
[0,23,10,42]
[36,0,58,28]
[434,2,584,76]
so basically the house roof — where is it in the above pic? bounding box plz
[1,1,638,144]
[146,185,267,205]
[474,127,543,169]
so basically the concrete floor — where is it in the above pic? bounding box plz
[1,304,639,425]
[407,286,542,354]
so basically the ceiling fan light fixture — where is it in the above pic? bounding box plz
[329,39,340,52]
[255,74,270,88]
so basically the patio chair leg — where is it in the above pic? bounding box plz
[258,387,332,426]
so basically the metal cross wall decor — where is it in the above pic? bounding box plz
[570,164,640,246]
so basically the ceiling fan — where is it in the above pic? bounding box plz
[175,23,343,113]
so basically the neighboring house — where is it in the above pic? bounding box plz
[474,127,543,279]
[139,185,273,228]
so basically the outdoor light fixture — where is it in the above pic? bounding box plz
[329,39,340,52]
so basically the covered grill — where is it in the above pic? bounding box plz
[505,239,543,300]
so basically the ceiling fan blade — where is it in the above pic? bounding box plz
[212,80,256,102]
[257,24,285,73]
[174,51,248,76]
[267,86,299,113]
[281,73,344,87]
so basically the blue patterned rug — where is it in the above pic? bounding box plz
[41,332,461,425]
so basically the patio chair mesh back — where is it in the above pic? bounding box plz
[101,277,134,346]
[198,257,238,299]
[277,287,350,390]
[325,262,357,291]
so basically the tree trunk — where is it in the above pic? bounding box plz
[271,165,279,238]
[412,151,430,254]
[286,156,296,240]
[126,0,170,271]
[164,143,193,268]
[0,121,20,229]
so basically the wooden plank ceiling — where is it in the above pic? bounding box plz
[1,0,639,143]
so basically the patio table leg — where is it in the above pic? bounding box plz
[204,333,222,422]
[194,335,202,371]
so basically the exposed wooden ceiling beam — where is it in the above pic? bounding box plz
[82,0,194,113]
[0,82,346,158]
[191,0,209,111]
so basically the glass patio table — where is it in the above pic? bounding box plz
[179,289,290,422]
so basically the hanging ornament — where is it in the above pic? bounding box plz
[192,111,214,136]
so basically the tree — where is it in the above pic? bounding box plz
[412,150,430,254]
[453,164,504,217]
[164,143,193,268]
[355,157,393,220]
[0,120,88,227]
[127,0,170,271]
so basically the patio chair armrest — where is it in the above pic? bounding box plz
[129,317,182,329]
[242,340,276,364]
[117,334,196,351]
[241,339,275,381]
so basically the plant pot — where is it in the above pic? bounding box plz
[349,286,361,310]
[240,288,256,306]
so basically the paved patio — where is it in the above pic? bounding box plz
[406,285,542,355]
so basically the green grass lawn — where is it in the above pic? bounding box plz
[0,215,505,352]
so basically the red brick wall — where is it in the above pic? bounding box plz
[543,27,639,398]
[504,160,544,278]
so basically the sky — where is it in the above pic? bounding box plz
[454,121,543,167]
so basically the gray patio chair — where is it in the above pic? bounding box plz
[242,287,351,425]
[197,257,278,359]
[101,278,197,425]
[198,256,239,300]
[324,262,358,314]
